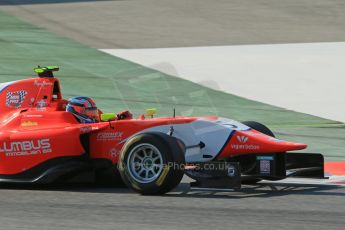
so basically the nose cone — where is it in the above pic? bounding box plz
[246,129,307,152]
[223,129,308,156]
[265,139,307,152]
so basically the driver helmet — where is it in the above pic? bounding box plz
[66,96,99,123]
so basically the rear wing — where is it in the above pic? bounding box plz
[34,66,59,78]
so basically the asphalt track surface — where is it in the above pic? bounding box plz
[1,0,345,48]
[0,181,345,230]
[0,1,345,229]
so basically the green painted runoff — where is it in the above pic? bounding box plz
[0,10,344,160]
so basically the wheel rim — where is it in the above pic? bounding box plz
[127,143,164,184]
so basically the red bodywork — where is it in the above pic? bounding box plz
[0,76,307,177]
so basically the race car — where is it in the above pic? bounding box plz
[0,66,324,194]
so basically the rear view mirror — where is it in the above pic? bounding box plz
[101,113,116,121]
[146,108,157,118]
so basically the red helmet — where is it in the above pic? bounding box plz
[66,96,99,123]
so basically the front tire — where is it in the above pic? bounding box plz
[242,121,275,137]
[239,121,275,184]
[118,132,185,195]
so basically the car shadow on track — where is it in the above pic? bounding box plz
[0,0,113,5]
[0,182,133,194]
[0,182,344,198]
[167,182,345,199]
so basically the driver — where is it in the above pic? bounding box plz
[66,96,133,123]
[66,96,100,123]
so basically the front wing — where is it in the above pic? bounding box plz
[187,152,325,189]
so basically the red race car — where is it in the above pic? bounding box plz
[0,66,324,194]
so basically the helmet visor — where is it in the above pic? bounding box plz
[85,107,99,122]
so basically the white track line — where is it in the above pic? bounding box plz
[101,42,345,123]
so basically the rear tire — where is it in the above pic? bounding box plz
[118,132,185,195]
